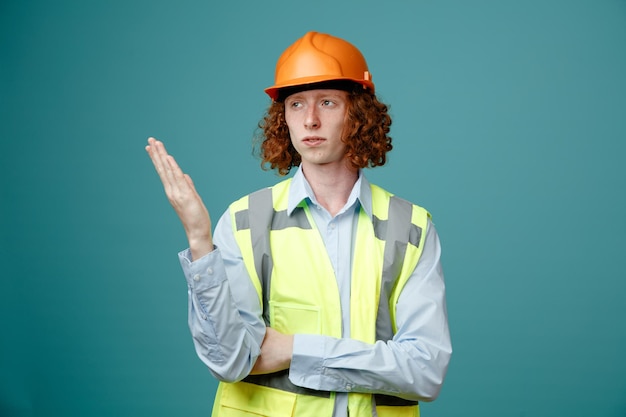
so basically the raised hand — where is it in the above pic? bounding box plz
[145,137,213,260]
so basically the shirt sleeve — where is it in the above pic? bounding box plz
[288,220,452,401]
[178,209,265,383]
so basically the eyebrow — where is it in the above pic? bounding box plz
[287,91,347,101]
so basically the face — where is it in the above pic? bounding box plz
[284,89,349,171]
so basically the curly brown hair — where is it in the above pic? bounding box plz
[255,84,392,176]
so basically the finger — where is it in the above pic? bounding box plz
[148,139,180,185]
[155,142,185,182]
[164,154,192,193]
[146,137,168,177]
[146,139,181,198]
[152,139,174,174]
[154,143,198,202]
[146,138,201,212]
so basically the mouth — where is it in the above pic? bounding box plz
[302,136,326,146]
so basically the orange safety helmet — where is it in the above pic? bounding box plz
[264,31,375,100]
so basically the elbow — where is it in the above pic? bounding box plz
[420,347,452,402]
[195,346,252,383]
[196,346,258,383]
[208,368,247,384]
[406,370,446,402]
[417,379,443,402]
[189,330,261,383]
[405,346,452,402]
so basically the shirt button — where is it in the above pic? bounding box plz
[206,267,213,275]
[193,274,200,282]
[346,384,352,391]
[201,314,207,320]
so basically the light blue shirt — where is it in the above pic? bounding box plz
[178,168,451,416]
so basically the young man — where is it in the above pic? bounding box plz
[146,31,451,417]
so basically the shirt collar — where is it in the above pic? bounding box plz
[287,167,373,220]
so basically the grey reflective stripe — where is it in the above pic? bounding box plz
[271,206,312,230]
[373,203,422,247]
[243,371,331,398]
[375,196,423,341]
[248,188,274,325]
[234,210,249,230]
[408,223,422,247]
[235,205,312,232]
[243,372,418,406]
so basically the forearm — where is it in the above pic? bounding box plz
[290,331,450,401]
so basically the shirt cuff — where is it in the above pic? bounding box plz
[178,247,226,291]
[289,334,326,390]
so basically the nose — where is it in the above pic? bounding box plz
[304,106,320,129]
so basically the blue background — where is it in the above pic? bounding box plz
[1,1,625,416]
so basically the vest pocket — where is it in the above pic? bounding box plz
[219,381,296,416]
[270,302,321,334]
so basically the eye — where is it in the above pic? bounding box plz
[321,99,334,106]
[289,100,302,108]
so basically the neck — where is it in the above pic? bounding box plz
[300,162,359,217]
